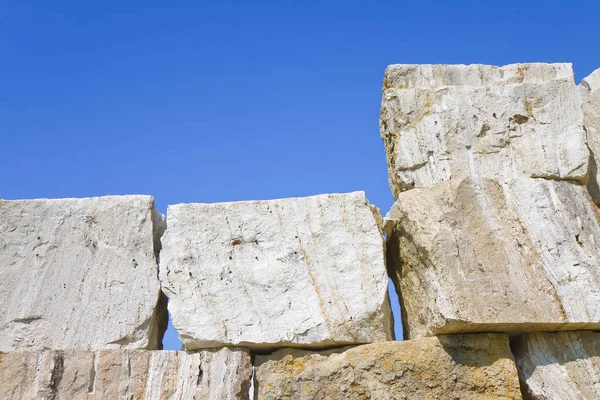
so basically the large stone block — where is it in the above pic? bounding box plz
[160,192,393,350]
[0,196,167,351]
[0,347,251,400]
[380,63,588,198]
[582,68,600,204]
[255,333,521,400]
[385,177,600,339]
[512,331,600,399]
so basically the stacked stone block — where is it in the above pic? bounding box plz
[0,347,251,399]
[255,334,522,399]
[159,192,393,351]
[1,62,599,399]
[0,196,167,351]
[383,63,600,399]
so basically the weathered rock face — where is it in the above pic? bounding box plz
[512,331,600,399]
[380,63,588,198]
[160,191,393,350]
[0,347,251,400]
[582,68,600,204]
[255,333,521,400]
[385,177,600,339]
[0,196,167,351]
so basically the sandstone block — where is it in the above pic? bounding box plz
[0,347,251,400]
[255,333,521,400]
[380,63,588,197]
[512,331,600,399]
[385,177,600,339]
[581,68,600,204]
[160,192,393,350]
[0,196,167,351]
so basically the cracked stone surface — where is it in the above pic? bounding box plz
[0,347,251,400]
[512,331,600,399]
[380,63,588,198]
[385,177,600,339]
[581,68,600,205]
[160,191,393,350]
[255,333,521,400]
[0,196,167,351]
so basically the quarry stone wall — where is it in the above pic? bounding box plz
[1,62,599,399]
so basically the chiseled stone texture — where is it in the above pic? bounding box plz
[0,196,167,351]
[160,191,393,350]
[512,331,600,399]
[385,177,600,339]
[255,333,521,400]
[0,347,251,400]
[581,68,600,204]
[380,63,588,198]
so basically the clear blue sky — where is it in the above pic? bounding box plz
[2,1,598,350]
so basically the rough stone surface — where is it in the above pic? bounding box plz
[0,196,167,351]
[160,191,393,350]
[0,347,251,400]
[380,63,588,198]
[512,331,600,399]
[581,68,600,204]
[255,333,521,400]
[385,177,600,339]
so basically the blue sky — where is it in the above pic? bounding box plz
[2,1,598,350]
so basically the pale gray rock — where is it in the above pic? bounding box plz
[380,63,588,198]
[0,196,167,351]
[160,192,393,350]
[512,331,600,399]
[581,68,600,204]
[255,334,522,400]
[386,177,600,339]
[0,347,251,400]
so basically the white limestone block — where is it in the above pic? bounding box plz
[380,63,588,197]
[0,196,166,351]
[160,192,393,350]
[385,177,600,339]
